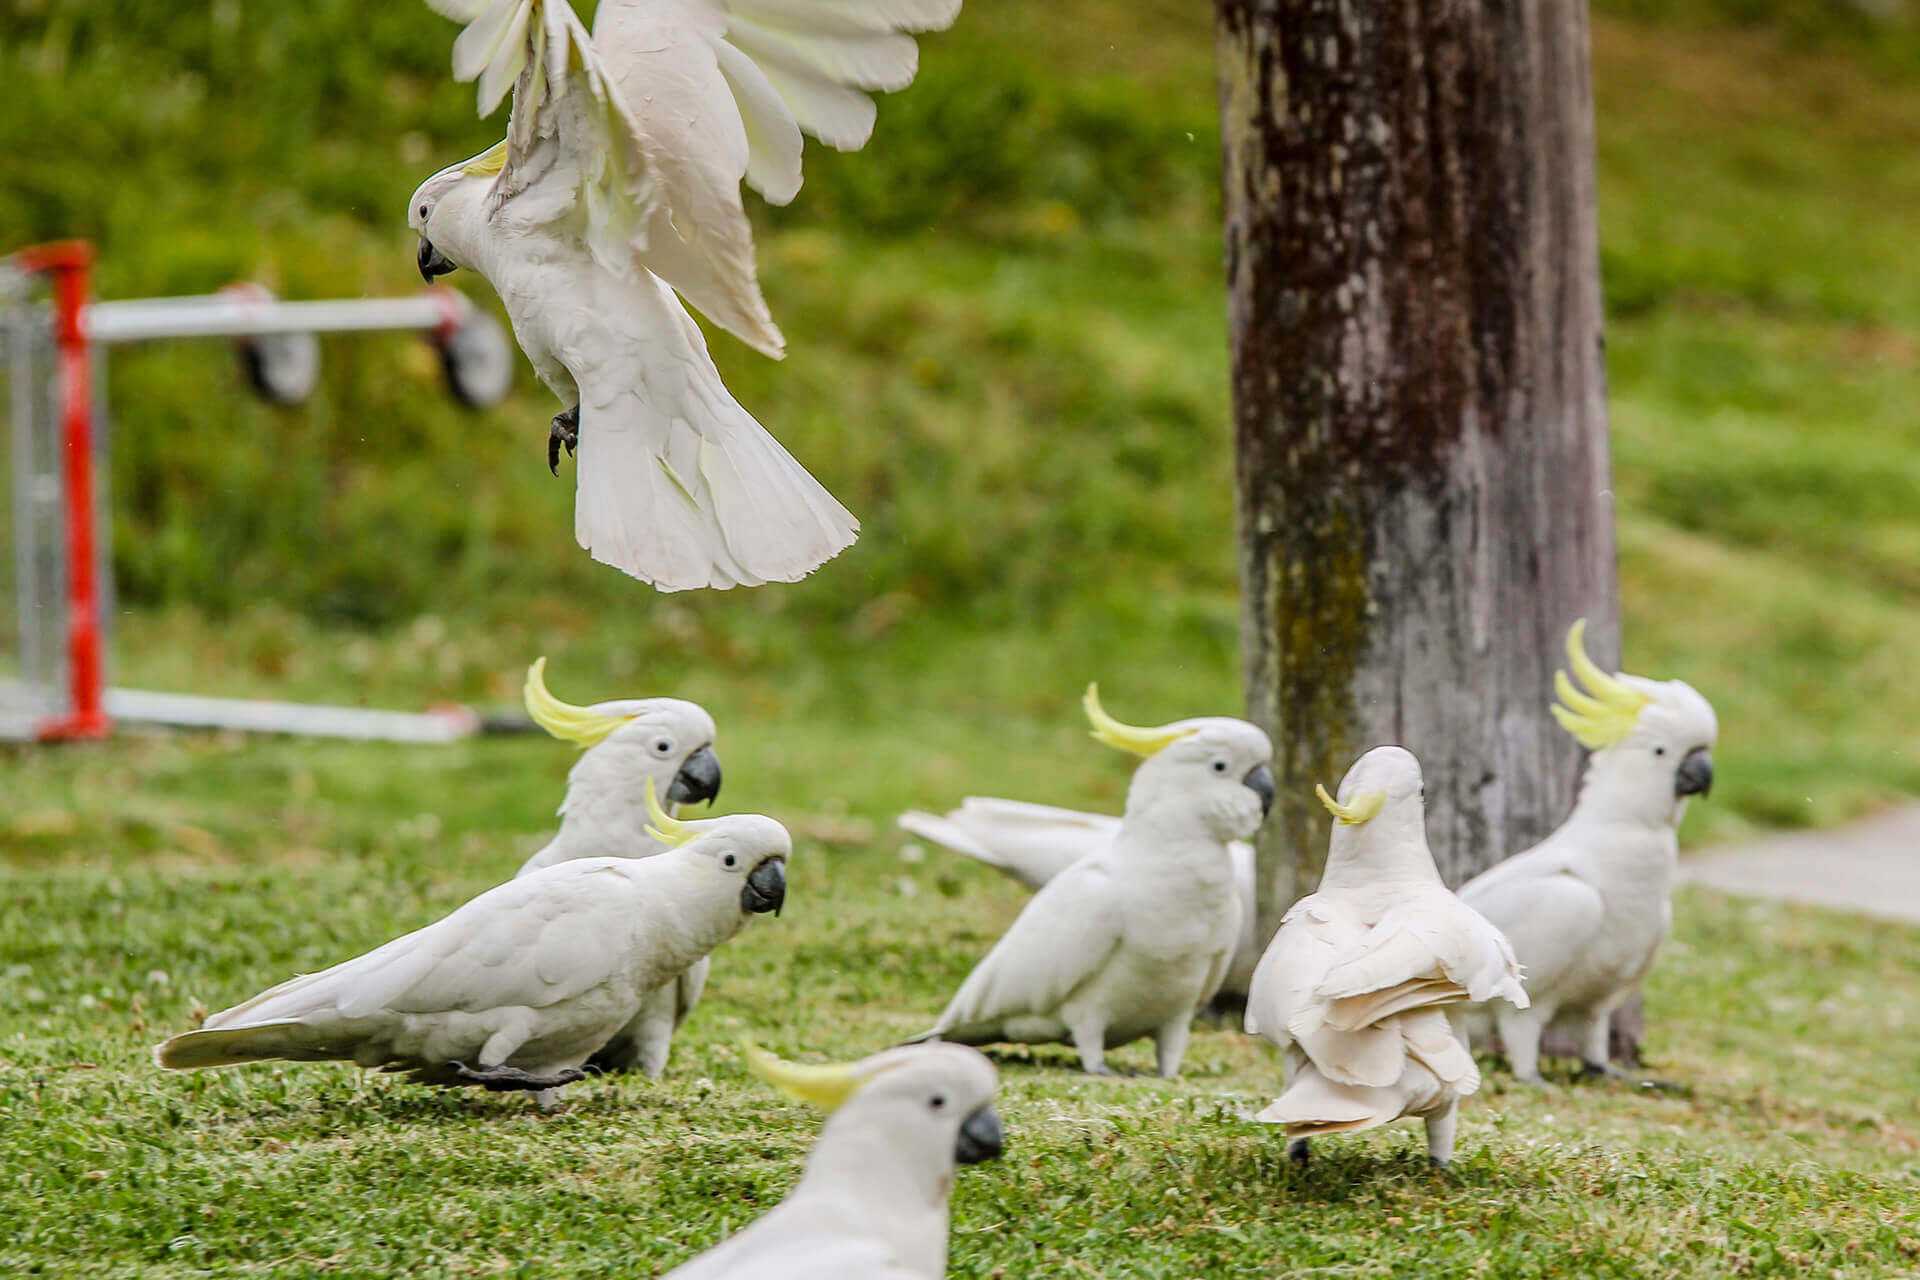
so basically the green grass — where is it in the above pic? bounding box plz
[8,3,1920,1275]
[4,742,1919,1278]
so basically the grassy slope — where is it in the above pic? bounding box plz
[6,4,1920,1278]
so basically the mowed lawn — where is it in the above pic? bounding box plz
[4,730,1920,1278]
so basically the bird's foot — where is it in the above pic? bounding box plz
[450,1061,589,1093]
[1428,1157,1449,1171]
[1287,1138,1311,1167]
[547,405,580,475]
[1578,1059,1687,1093]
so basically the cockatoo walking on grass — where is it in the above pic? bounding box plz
[154,786,788,1108]
[408,0,961,590]
[910,686,1274,1077]
[1457,620,1717,1083]
[664,1041,1003,1279]
[898,801,1261,1002]
[1246,747,1527,1168]
[512,657,723,1075]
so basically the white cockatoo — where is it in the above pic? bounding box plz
[1456,620,1717,1082]
[910,686,1275,1076]
[898,802,1261,1001]
[1245,747,1527,1168]
[664,1041,1003,1279]
[155,787,789,1107]
[408,0,961,591]
[511,657,723,1075]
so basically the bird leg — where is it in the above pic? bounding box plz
[1424,1099,1458,1169]
[1069,1017,1112,1076]
[1287,1138,1311,1167]
[548,405,580,475]
[449,1061,589,1093]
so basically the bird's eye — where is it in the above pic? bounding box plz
[722,853,738,869]
[929,1094,947,1111]
[1653,746,1666,757]
[653,738,674,756]
[1212,760,1228,774]
[418,203,429,219]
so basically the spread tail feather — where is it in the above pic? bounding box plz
[1256,1066,1407,1138]
[897,810,1003,865]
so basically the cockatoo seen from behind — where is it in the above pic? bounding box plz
[154,786,789,1107]
[512,657,723,1076]
[911,686,1274,1076]
[408,0,961,591]
[1457,620,1717,1082]
[663,1041,1003,1279]
[1245,747,1527,1167]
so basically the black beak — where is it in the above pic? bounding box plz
[666,745,722,806]
[741,856,787,916]
[1243,764,1276,817]
[417,238,457,283]
[1675,748,1714,798]
[954,1105,1004,1165]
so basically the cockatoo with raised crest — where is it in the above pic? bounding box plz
[407,0,961,590]
[664,1041,1003,1279]
[154,784,790,1108]
[1457,620,1717,1083]
[1245,747,1527,1168]
[512,657,722,1076]
[910,686,1274,1077]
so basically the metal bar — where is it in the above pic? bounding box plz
[104,688,481,743]
[7,292,38,702]
[86,292,468,344]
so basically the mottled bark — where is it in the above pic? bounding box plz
[1213,0,1620,1009]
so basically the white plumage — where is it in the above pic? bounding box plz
[897,796,1262,1000]
[1245,747,1527,1167]
[154,814,790,1107]
[1457,622,1718,1081]
[912,691,1275,1077]
[408,0,961,590]
[665,1042,1003,1279]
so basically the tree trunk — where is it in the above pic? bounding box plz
[1213,2,1619,976]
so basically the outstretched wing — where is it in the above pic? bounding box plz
[898,797,1119,890]
[423,0,960,359]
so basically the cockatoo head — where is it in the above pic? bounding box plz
[406,141,505,283]
[744,1040,1004,1176]
[1315,745,1431,868]
[524,657,723,810]
[1083,684,1276,841]
[1552,621,1717,827]
[645,780,790,918]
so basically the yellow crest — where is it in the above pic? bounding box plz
[1082,683,1193,758]
[1549,620,1652,750]
[643,777,692,848]
[523,657,635,748]
[460,138,509,178]
[1315,783,1385,826]
[742,1039,886,1113]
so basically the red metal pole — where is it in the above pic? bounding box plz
[16,241,109,740]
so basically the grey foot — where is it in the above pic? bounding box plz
[1429,1157,1448,1170]
[1579,1059,1685,1092]
[1288,1138,1310,1167]
[548,405,580,475]
[450,1061,590,1093]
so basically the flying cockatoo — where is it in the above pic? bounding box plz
[1245,747,1527,1168]
[898,802,1260,1001]
[910,686,1275,1076]
[407,0,962,591]
[154,786,789,1107]
[664,1041,1003,1279]
[512,657,723,1076]
[1456,620,1716,1083]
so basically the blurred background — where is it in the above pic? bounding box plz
[3,0,1920,860]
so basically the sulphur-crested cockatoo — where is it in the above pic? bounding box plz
[1245,747,1527,1167]
[155,786,788,1107]
[511,657,722,1076]
[898,802,1260,1001]
[664,1041,1003,1279]
[408,0,960,591]
[910,686,1274,1076]
[1456,620,1716,1083]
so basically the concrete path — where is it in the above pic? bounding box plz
[1681,805,1920,925]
